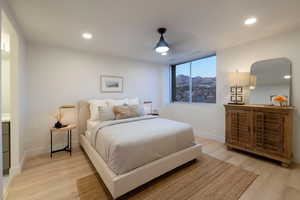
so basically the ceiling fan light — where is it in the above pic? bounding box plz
[155,46,169,53]
[154,28,170,53]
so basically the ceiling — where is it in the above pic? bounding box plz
[9,0,300,64]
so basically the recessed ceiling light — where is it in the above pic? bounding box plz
[161,52,168,56]
[284,75,291,79]
[244,17,257,25]
[82,32,93,39]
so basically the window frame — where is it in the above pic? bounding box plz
[171,54,216,104]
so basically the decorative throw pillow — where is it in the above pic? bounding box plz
[113,105,143,120]
[133,104,145,116]
[127,98,139,105]
[98,106,115,121]
[106,99,128,107]
[88,99,108,121]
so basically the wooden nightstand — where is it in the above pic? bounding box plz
[50,124,76,157]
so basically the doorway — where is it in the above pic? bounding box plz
[1,11,19,197]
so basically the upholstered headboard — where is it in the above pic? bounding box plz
[78,100,90,135]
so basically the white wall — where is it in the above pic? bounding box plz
[0,0,3,196]
[2,7,27,175]
[1,59,9,114]
[25,43,164,157]
[160,29,300,162]
[0,0,27,198]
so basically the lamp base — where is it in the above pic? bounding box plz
[228,102,245,105]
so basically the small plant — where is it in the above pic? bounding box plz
[272,96,288,106]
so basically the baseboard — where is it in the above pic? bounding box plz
[3,181,9,200]
[194,132,225,143]
[24,141,79,159]
[3,151,27,200]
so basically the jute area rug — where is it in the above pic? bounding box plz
[77,154,257,200]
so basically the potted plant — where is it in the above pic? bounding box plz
[272,96,288,106]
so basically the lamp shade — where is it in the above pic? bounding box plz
[59,105,76,125]
[143,101,152,114]
[155,36,169,53]
[249,75,257,90]
[154,28,169,53]
[228,71,250,87]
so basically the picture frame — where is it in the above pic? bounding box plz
[100,75,123,93]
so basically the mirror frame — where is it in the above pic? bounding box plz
[249,57,292,106]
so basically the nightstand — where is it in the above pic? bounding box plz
[50,124,76,157]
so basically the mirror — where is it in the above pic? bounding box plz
[249,58,292,105]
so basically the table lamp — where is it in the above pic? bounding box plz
[53,105,76,128]
[228,71,250,104]
[143,101,152,114]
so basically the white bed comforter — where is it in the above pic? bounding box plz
[90,116,195,175]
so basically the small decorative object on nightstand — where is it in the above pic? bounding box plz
[143,101,153,114]
[149,112,159,116]
[148,109,159,116]
[52,105,76,129]
[50,124,76,157]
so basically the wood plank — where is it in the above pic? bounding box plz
[6,137,300,200]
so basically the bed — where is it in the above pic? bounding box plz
[78,100,202,199]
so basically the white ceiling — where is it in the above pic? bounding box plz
[9,0,300,64]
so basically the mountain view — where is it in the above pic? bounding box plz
[175,75,216,103]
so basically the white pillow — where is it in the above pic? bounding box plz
[89,100,108,121]
[128,98,139,105]
[98,106,115,121]
[107,99,128,107]
[135,104,145,116]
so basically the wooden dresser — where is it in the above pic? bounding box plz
[224,104,294,167]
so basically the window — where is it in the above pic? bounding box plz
[171,55,216,103]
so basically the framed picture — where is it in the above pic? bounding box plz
[100,75,123,93]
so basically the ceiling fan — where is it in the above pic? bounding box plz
[154,27,170,56]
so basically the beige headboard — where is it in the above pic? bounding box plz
[78,100,90,135]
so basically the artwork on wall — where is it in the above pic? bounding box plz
[100,75,123,93]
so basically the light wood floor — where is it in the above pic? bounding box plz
[7,137,300,200]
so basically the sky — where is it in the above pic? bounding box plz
[176,56,216,78]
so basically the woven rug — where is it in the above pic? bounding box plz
[76,154,257,200]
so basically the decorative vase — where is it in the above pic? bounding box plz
[272,96,288,107]
[55,121,63,128]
